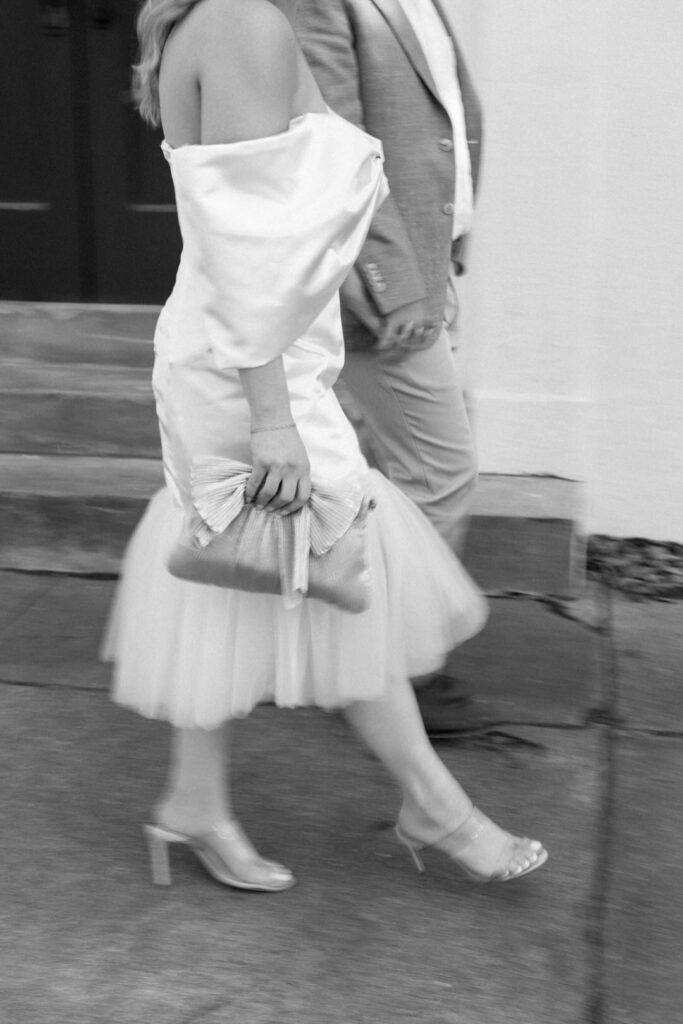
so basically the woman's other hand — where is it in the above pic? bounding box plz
[246,424,311,515]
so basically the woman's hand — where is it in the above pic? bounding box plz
[246,424,311,515]
[238,358,309,513]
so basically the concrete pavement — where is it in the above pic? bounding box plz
[0,571,681,1024]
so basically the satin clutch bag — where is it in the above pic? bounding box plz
[166,457,374,613]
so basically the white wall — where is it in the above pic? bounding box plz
[445,0,683,541]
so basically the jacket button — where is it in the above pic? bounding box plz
[438,137,454,152]
[442,202,455,215]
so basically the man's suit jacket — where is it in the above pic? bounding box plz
[297,0,483,348]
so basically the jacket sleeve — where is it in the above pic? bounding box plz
[298,0,427,317]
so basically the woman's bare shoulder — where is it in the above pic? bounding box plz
[186,0,298,142]
[191,0,297,71]
[160,1,300,145]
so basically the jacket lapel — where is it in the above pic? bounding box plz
[370,0,441,105]
[431,0,484,188]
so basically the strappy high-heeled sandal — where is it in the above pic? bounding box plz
[142,820,296,892]
[395,805,548,883]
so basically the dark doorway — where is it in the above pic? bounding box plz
[0,0,181,302]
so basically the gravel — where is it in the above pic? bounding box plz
[587,535,683,600]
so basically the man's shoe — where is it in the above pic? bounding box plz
[414,674,491,738]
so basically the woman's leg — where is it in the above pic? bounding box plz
[155,724,232,834]
[153,724,294,887]
[343,677,543,877]
[344,679,470,829]
[343,678,476,836]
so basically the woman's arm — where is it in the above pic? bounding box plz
[239,359,311,513]
[196,1,311,513]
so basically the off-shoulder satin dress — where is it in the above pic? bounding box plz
[103,111,487,728]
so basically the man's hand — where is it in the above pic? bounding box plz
[375,298,440,360]
[340,270,439,360]
[340,267,383,334]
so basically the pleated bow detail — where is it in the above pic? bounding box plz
[189,457,368,608]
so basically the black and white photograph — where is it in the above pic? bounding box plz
[0,1,681,1022]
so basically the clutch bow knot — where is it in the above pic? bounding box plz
[166,457,374,612]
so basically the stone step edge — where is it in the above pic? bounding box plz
[0,455,578,519]
[0,459,580,592]
[0,455,163,498]
[0,361,153,394]
[0,302,158,368]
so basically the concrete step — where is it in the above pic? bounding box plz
[0,455,164,574]
[466,475,581,596]
[0,361,160,457]
[0,301,580,594]
[0,455,579,594]
[0,303,157,367]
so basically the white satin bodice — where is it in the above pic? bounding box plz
[152,111,388,510]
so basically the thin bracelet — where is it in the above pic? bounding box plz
[250,422,296,434]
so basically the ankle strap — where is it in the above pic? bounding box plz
[434,807,488,856]
[398,801,483,852]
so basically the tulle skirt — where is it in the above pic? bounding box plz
[102,470,487,729]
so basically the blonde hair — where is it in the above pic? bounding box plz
[133,0,202,125]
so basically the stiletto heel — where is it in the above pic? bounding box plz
[395,826,425,873]
[142,820,295,892]
[396,806,548,884]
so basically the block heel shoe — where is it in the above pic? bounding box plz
[142,820,296,892]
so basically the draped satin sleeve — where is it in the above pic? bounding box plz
[163,113,388,370]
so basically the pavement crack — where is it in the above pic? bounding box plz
[0,677,105,693]
[586,707,625,728]
[618,726,683,739]
[177,996,232,1024]
[584,586,620,1024]
[1,567,119,581]
[431,722,587,749]
[0,576,56,637]
[585,723,617,1024]
[483,587,612,634]
[543,596,609,633]
[464,728,548,752]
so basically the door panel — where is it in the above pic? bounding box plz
[86,0,181,302]
[0,0,181,302]
[0,0,81,299]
